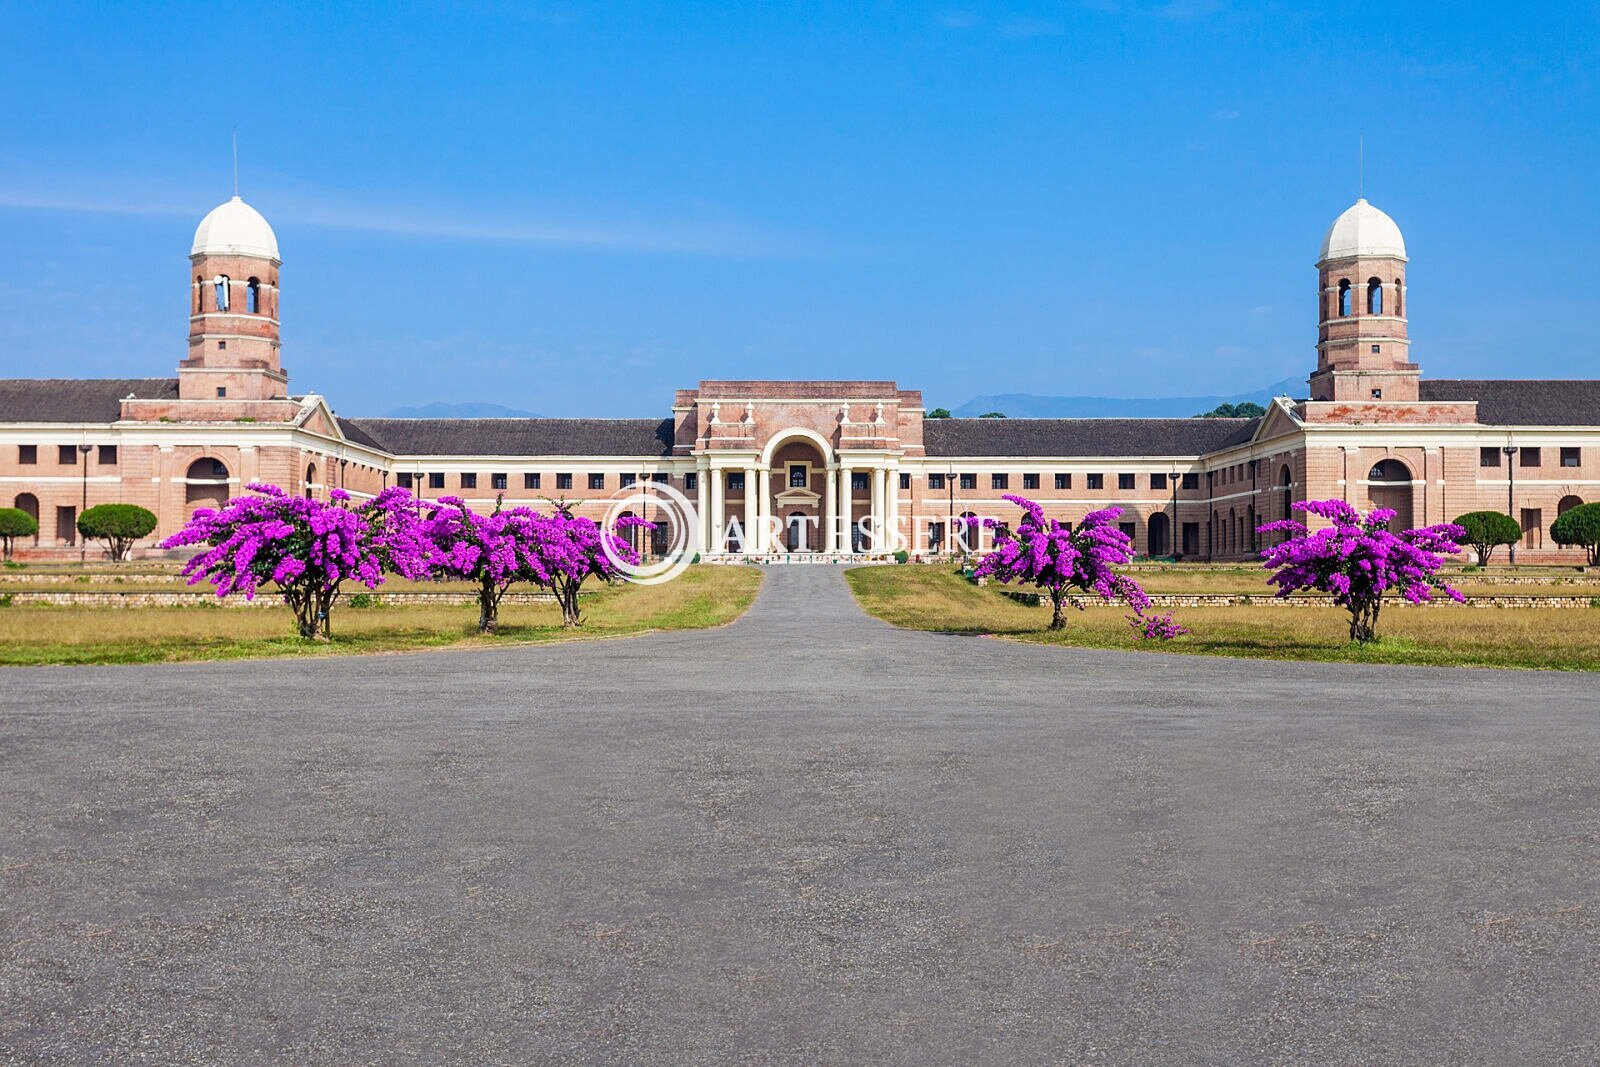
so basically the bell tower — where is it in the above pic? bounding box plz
[181,196,286,402]
[1309,198,1415,403]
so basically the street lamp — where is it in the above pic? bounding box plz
[77,442,93,563]
[1503,441,1520,565]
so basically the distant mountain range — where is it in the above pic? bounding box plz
[378,401,541,419]
[949,377,1302,419]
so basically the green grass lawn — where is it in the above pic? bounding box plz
[847,565,1600,671]
[0,566,762,667]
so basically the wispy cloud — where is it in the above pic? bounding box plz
[0,184,835,260]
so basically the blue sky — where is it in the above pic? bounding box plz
[1,1,1596,416]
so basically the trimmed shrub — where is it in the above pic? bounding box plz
[1551,502,1600,566]
[77,504,158,561]
[1452,511,1522,566]
[0,507,39,561]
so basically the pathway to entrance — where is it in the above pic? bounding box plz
[3,568,1598,1062]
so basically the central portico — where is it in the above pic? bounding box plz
[675,380,922,556]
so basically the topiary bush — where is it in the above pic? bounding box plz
[0,507,39,561]
[77,504,158,561]
[1452,511,1522,566]
[1551,502,1600,566]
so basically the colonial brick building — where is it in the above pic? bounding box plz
[2,196,1597,562]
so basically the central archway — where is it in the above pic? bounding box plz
[763,428,832,553]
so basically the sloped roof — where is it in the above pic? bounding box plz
[923,417,1260,458]
[1419,380,1600,426]
[0,378,179,422]
[341,417,676,457]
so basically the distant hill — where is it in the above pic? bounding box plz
[379,401,541,419]
[949,377,1301,419]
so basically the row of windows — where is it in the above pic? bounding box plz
[1330,276,1403,319]
[196,276,268,315]
[926,471,1200,492]
[396,470,690,493]
[1480,446,1583,469]
[16,445,117,465]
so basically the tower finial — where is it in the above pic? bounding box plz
[232,129,239,197]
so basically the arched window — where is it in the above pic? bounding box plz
[1559,494,1583,516]
[1280,465,1293,523]
[247,278,261,314]
[185,457,230,513]
[214,276,230,312]
[1368,459,1410,482]
[1394,277,1403,316]
[305,463,318,499]
[1338,279,1352,317]
[1367,277,1383,315]
[195,276,205,314]
[13,493,39,547]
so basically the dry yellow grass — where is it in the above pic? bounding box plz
[0,566,762,666]
[847,566,1600,670]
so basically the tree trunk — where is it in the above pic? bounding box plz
[1048,589,1066,630]
[1474,543,1494,566]
[557,579,583,627]
[477,578,503,633]
[1348,595,1382,643]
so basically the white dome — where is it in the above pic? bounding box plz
[1318,198,1406,263]
[191,196,279,260]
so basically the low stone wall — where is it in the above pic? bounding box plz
[0,590,561,609]
[997,589,1600,610]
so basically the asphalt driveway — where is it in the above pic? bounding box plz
[2,566,1597,1064]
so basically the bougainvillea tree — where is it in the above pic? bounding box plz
[1257,499,1465,643]
[970,495,1181,638]
[526,507,649,627]
[421,495,547,633]
[162,483,433,639]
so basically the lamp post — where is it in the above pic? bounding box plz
[1503,442,1520,565]
[77,442,92,563]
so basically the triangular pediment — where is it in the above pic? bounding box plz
[775,486,821,505]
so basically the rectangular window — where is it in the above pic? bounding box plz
[652,472,669,484]
[684,472,698,492]
[1087,473,1103,490]
[1479,447,1501,468]
[928,473,946,490]
[1023,473,1039,490]
[491,472,508,491]
[927,521,945,548]
[56,506,76,546]
[588,473,605,491]
[851,473,869,491]
[19,445,36,465]
[58,445,77,465]
[1119,522,1137,546]
[460,472,477,490]
[991,473,1009,490]
[216,387,227,398]
[790,464,807,488]
[1181,472,1199,490]
[959,473,976,490]
[524,472,541,490]
[1561,447,1581,468]
[556,473,573,490]
[98,444,118,465]
[1151,473,1167,490]
[899,472,911,490]
[396,472,414,489]
[727,471,746,492]
[1118,473,1135,490]
[1055,473,1071,490]
[620,473,636,488]
[1520,447,1541,468]
[1181,522,1199,556]
[428,472,445,489]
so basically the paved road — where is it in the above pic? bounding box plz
[2,567,1598,1064]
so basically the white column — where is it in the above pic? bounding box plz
[742,466,758,554]
[871,466,886,556]
[824,467,838,554]
[709,464,724,554]
[887,464,901,554]
[757,467,772,553]
[838,465,853,553]
[695,460,710,553]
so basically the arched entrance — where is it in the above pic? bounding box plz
[1559,494,1583,516]
[765,433,828,553]
[13,493,39,548]
[185,457,230,515]
[1148,512,1171,557]
[1366,459,1414,530]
